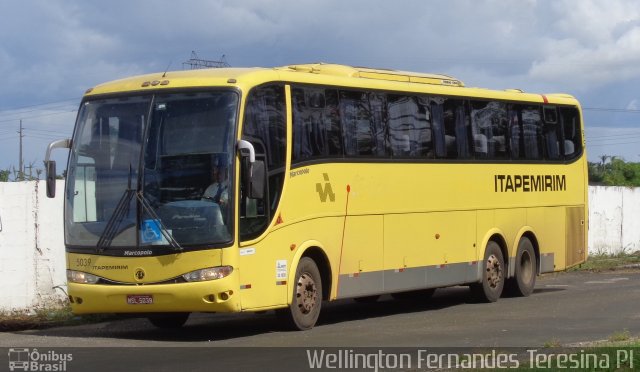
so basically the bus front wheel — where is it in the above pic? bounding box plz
[470,241,504,302]
[277,257,322,330]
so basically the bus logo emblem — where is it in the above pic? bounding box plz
[135,268,145,281]
[316,173,335,203]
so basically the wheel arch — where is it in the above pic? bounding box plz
[287,241,333,303]
[478,229,509,281]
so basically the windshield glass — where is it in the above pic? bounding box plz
[65,91,238,252]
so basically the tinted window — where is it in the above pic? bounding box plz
[470,101,508,159]
[559,107,581,160]
[340,91,387,157]
[292,87,342,162]
[387,95,433,158]
[241,85,286,240]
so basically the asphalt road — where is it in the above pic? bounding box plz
[1,269,639,371]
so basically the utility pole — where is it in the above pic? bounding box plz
[18,120,24,181]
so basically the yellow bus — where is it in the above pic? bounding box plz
[45,63,587,330]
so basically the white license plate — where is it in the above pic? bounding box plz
[127,295,153,305]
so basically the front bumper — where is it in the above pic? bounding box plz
[68,274,240,314]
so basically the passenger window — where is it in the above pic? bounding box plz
[543,106,560,160]
[470,101,507,159]
[292,87,342,162]
[559,107,581,160]
[340,91,387,157]
[508,107,522,159]
[520,106,544,160]
[387,95,433,158]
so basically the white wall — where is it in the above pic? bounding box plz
[0,180,66,312]
[588,186,640,255]
[0,182,638,312]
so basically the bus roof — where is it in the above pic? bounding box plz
[84,63,578,106]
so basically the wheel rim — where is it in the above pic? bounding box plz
[486,254,503,289]
[520,250,533,284]
[296,272,318,314]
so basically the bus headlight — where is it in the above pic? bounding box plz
[67,270,100,284]
[182,266,233,282]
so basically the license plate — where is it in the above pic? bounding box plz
[127,295,153,305]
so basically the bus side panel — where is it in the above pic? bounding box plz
[527,207,566,272]
[237,216,344,310]
[337,215,384,298]
[384,211,476,292]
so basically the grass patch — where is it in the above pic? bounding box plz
[609,329,632,343]
[543,338,562,348]
[0,304,114,332]
[569,251,640,272]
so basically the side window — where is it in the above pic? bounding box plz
[543,106,561,160]
[340,91,387,157]
[387,95,433,158]
[292,87,342,162]
[444,99,470,159]
[521,105,544,160]
[559,107,581,160]
[240,85,286,240]
[430,97,446,158]
[508,107,523,159]
[470,101,508,159]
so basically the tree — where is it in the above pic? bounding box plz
[590,156,640,187]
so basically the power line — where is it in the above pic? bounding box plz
[583,107,640,114]
[0,110,77,125]
[0,98,80,113]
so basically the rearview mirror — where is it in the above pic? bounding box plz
[44,138,71,198]
[45,161,56,198]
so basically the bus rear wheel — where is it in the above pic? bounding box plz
[506,237,537,297]
[277,257,322,330]
[470,241,504,302]
[147,313,190,329]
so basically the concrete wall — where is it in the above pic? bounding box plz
[0,180,66,312]
[0,181,638,312]
[588,186,640,255]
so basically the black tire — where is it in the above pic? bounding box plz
[391,289,436,301]
[353,295,380,303]
[278,257,322,330]
[148,313,190,329]
[506,237,537,297]
[470,241,505,303]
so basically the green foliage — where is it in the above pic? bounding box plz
[589,156,640,186]
[0,169,9,182]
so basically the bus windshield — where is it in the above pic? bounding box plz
[65,91,238,252]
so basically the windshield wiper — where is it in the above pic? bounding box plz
[96,165,183,253]
[96,188,134,253]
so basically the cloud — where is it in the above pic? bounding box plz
[528,0,640,90]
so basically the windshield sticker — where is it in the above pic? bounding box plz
[141,219,168,244]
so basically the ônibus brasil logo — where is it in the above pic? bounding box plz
[7,348,72,371]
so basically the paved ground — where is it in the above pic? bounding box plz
[1,270,638,370]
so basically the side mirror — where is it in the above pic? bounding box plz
[237,140,265,199]
[44,138,71,198]
[45,161,57,198]
[249,160,265,199]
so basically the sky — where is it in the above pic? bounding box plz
[1,0,640,175]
